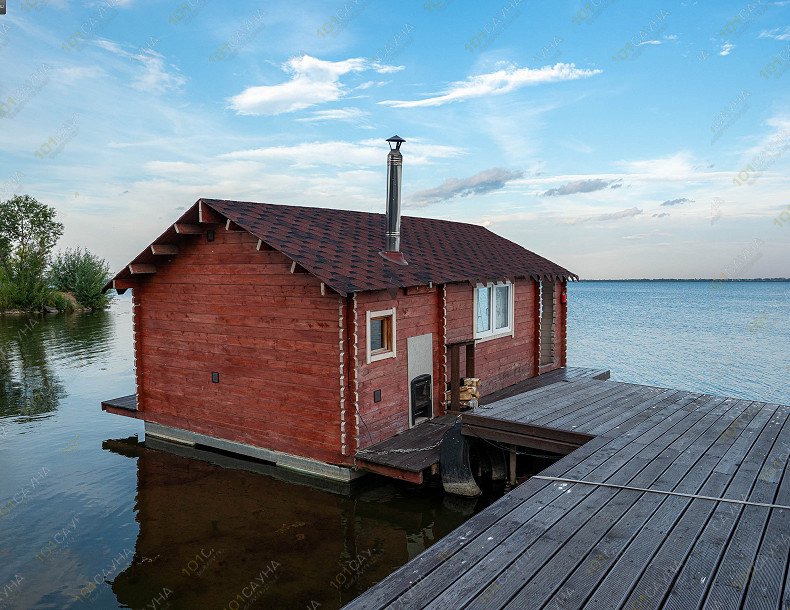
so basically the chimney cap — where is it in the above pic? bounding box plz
[386,135,405,150]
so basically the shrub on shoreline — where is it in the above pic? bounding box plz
[50,248,112,310]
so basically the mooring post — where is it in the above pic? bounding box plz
[465,342,475,378]
[509,449,517,486]
[450,344,461,411]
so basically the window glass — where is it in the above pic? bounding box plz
[476,286,491,333]
[370,318,385,351]
[495,285,510,329]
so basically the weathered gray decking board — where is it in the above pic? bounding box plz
[101,394,137,412]
[345,380,790,610]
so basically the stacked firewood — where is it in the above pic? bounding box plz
[445,378,481,410]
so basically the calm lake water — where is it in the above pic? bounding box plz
[0,281,788,609]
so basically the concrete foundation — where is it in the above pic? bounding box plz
[144,422,365,483]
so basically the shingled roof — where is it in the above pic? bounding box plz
[107,198,577,296]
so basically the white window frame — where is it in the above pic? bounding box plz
[366,308,397,364]
[474,281,514,341]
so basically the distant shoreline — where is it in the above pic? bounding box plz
[578,278,790,282]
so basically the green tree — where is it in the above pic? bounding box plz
[0,195,64,311]
[0,249,51,310]
[0,195,63,261]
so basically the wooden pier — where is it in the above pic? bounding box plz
[354,367,610,483]
[345,379,790,609]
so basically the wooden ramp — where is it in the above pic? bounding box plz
[354,414,458,484]
[353,367,610,484]
[345,380,790,610]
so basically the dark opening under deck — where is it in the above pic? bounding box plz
[345,380,790,609]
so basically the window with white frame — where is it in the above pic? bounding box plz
[366,308,396,363]
[475,282,513,339]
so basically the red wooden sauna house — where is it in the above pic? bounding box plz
[101,137,579,486]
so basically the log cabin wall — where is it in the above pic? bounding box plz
[354,286,442,450]
[444,279,564,397]
[538,277,567,374]
[558,279,568,368]
[133,229,345,465]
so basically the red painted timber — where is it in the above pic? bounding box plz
[135,229,346,466]
[353,459,424,484]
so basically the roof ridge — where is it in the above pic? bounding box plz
[199,197,494,229]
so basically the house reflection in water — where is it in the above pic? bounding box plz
[104,437,485,609]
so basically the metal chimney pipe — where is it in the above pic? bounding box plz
[381,135,408,265]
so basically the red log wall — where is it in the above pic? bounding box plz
[444,279,565,397]
[133,229,345,465]
[354,287,442,450]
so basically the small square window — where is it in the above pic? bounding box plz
[367,309,396,363]
[370,318,387,352]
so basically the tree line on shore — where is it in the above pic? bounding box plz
[0,195,112,313]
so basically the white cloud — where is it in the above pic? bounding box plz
[411,168,524,206]
[133,51,187,93]
[541,178,621,197]
[720,42,735,56]
[618,152,696,180]
[638,40,662,46]
[759,27,790,41]
[661,197,694,207]
[379,63,602,108]
[356,80,389,90]
[228,55,402,115]
[295,107,370,123]
[564,207,643,225]
[94,38,185,93]
[58,65,104,80]
[218,139,464,168]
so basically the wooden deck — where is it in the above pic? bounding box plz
[101,394,138,416]
[354,367,610,484]
[354,414,458,484]
[345,380,790,609]
[479,366,610,405]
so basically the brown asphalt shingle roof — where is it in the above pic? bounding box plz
[108,198,577,296]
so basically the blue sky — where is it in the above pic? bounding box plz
[1,0,789,279]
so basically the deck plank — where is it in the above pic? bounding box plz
[700,404,790,610]
[479,368,610,406]
[346,380,790,610]
[563,399,758,610]
[474,396,745,610]
[613,401,785,610]
[500,397,758,610]
[353,392,720,610]
[101,394,137,411]
[344,389,703,610]
[742,411,790,610]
